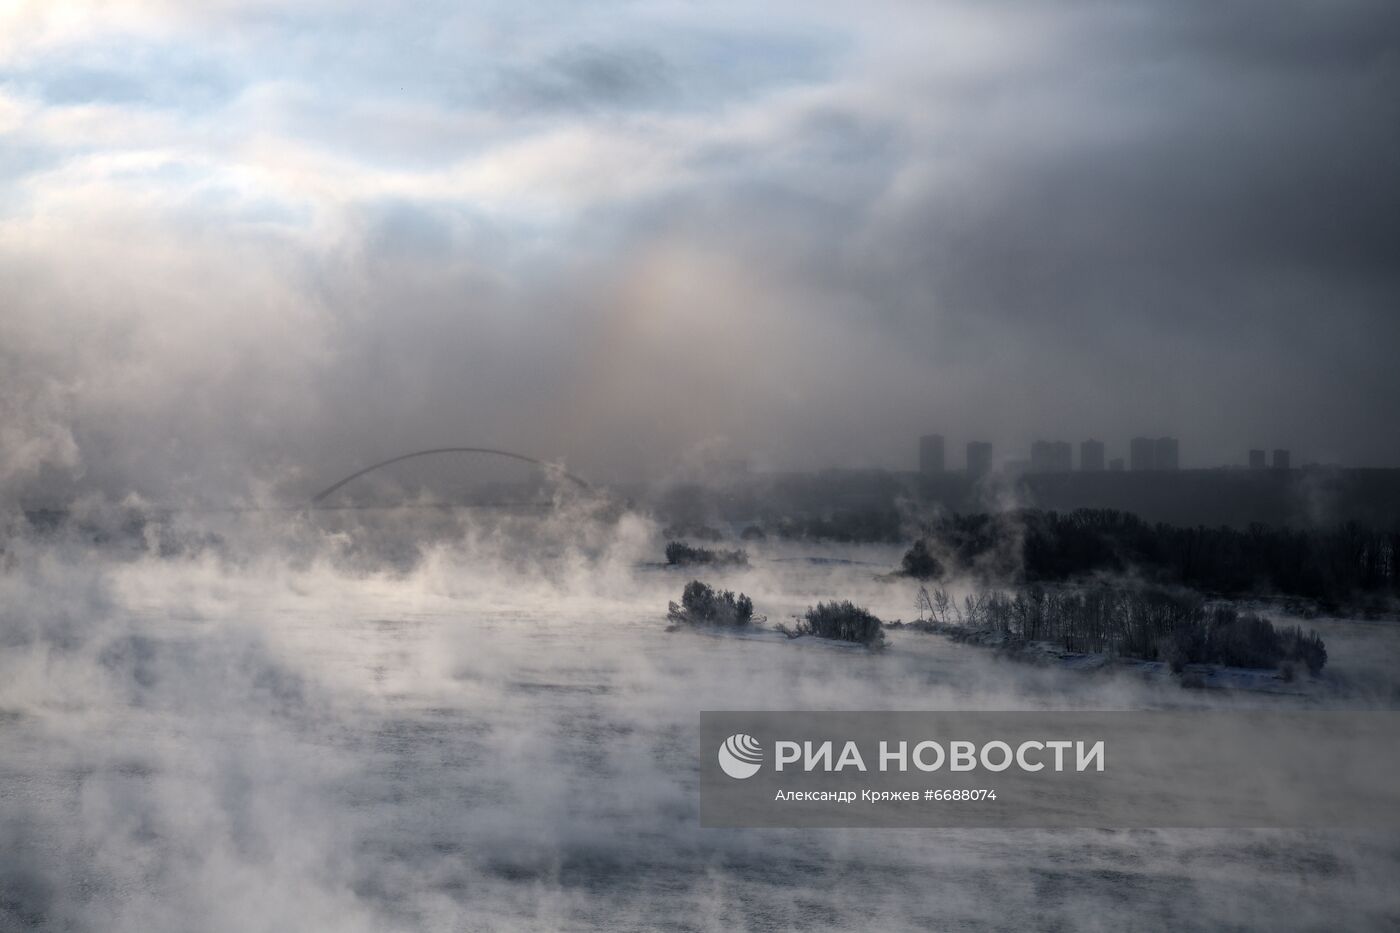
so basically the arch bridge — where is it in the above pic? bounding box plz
[310,447,591,505]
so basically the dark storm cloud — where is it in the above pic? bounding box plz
[0,0,1397,502]
[578,0,1400,470]
[858,0,1400,464]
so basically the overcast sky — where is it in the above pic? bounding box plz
[2,0,1397,500]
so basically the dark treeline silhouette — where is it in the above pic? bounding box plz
[786,601,886,647]
[918,584,1326,674]
[667,581,755,627]
[646,469,1400,542]
[764,510,904,543]
[653,477,904,543]
[665,512,903,543]
[664,541,748,567]
[900,539,943,579]
[902,509,1399,608]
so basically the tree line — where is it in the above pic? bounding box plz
[902,509,1398,607]
[918,584,1327,674]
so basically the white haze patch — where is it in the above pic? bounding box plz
[1,507,1398,931]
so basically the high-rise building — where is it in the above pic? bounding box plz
[1272,449,1290,470]
[1080,439,1105,472]
[918,434,945,475]
[1129,437,1155,471]
[967,441,993,478]
[1154,436,1179,471]
[1108,458,1125,472]
[1249,449,1267,470]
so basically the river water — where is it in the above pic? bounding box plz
[2,512,1397,931]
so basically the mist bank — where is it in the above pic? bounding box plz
[3,499,1399,930]
[11,476,1399,618]
[15,461,1400,532]
[645,467,1400,534]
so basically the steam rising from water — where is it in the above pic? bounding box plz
[2,507,1398,930]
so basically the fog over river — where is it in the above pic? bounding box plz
[2,508,1397,931]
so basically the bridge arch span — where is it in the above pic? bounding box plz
[310,447,590,505]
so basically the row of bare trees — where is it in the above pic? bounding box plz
[902,509,1398,606]
[918,584,1326,673]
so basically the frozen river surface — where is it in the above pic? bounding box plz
[2,516,1398,931]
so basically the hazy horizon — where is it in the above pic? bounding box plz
[3,1,1398,497]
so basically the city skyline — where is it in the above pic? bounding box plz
[915,432,1308,474]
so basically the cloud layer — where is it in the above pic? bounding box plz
[2,0,1398,501]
